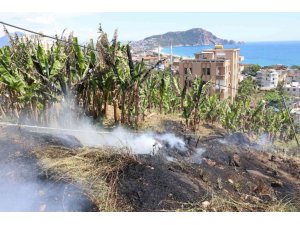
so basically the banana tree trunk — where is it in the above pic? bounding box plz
[120,91,126,124]
[181,77,188,110]
[32,98,39,123]
[103,92,108,117]
[66,58,72,90]
[147,94,152,113]
[8,90,18,119]
[43,100,49,125]
[127,91,134,125]
[134,82,139,127]
[0,104,6,119]
[159,97,163,114]
[112,89,119,124]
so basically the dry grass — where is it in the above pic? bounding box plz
[33,146,137,211]
[172,192,298,212]
[139,111,182,131]
[140,111,226,137]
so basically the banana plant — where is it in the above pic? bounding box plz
[0,46,26,119]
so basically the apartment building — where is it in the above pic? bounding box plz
[256,69,288,90]
[284,82,300,97]
[286,69,300,83]
[256,69,279,90]
[178,44,244,102]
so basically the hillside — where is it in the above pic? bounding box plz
[132,28,242,49]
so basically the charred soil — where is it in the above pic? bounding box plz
[0,123,300,212]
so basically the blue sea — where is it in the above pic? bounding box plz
[162,41,300,66]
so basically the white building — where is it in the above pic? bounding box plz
[286,69,300,83]
[283,82,300,97]
[256,69,279,90]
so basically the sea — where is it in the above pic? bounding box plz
[162,41,300,66]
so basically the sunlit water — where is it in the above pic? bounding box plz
[162,41,300,66]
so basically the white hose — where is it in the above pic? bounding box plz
[0,122,112,134]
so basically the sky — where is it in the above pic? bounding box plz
[1,12,300,43]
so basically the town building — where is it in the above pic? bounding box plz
[256,69,279,90]
[286,69,300,83]
[172,59,181,74]
[279,69,300,96]
[178,44,244,102]
[256,69,287,90]
[283,82,300,97]
[290,101,300,124]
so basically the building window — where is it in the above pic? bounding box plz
[293,89,296,91]
[287,88,290,91]
[185,68,192,75]
[202,68,210,75]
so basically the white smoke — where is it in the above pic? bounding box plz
[191,148,206,164]
[2,93,211,212]
[255,133,272,151]
[44,99,189,155]
[0,156,91,211]
[48,125,188,155]
[154,133,187,152]
[0,98,207,211]
[78,126,159,154]
[217,138,228,144]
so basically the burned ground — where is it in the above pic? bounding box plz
[0,124,300,212]
[116,122,300,211]
[0,127,96,212]
[117,155,207,211]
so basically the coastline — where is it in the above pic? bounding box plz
[160,48,194,59]
[152,46,194,60]
[158,41,300,66]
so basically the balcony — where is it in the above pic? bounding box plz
[215,79,227,90]
[216,66,226,79]
[215,84,227,90]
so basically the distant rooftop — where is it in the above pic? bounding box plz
[285,82,300,88]
[181,59,230,63]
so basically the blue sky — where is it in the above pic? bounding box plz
[1,12,300,42]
